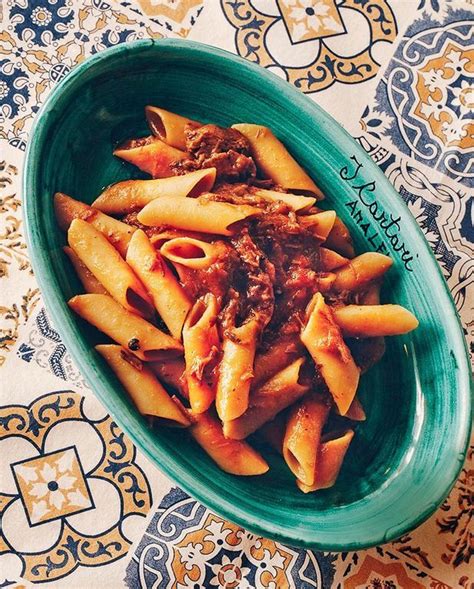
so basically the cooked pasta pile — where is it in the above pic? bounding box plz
[56,107,418,492]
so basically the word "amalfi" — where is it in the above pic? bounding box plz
[339,156,415,271]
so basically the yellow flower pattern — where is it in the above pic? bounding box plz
[279,0,344,42]
[13,448,92,525]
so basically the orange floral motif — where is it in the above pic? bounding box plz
[0,392,152,583]
[344,555,425,589]
[414,42,474,149]
[12,448,92,525]
[277,0,344,42]
[165,508,314,588]
[222,0,397,93]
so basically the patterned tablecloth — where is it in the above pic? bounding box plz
[0,1,473,587]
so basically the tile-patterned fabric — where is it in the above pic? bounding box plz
[0,0,472,587]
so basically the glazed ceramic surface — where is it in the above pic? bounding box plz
[23,39,472,551]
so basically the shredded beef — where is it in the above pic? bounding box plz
[186,124,251,157]
[118,135,155,150]
[228,229,275,329]
[172,124,257,182]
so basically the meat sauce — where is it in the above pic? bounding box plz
[172,124,256,182]
[121,124,376,378]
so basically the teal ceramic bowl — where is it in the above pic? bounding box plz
[24,39,472,551]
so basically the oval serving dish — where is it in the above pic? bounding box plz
[23,39,472,551]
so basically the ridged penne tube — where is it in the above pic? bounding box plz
[69,294,182,361]
[150,359,189,399]
[301,293,360,416]
[283,396,330,486]
[189,411,269,476]
[344,397,366,421]
[223,358,309,440]
[319,248,349,271]
[182,295,220,414]
[145,106,200,150]
[299,211,336,241]
[54,193,135,257]
[334,304,419,337]
[63,247,108,295]
[253,338,302,388]
[325,217,355,258]
[216,318,260,422]
[68,219,154,319]
[113,136,187,178]
[96,345,190,426]
[332,253,393,292]
[126,230,192,339]
[253,189,316,212]
[160,236,227,270]
[232,124,323,198]
[92,168,216,215]
[297,430,354,492]
[137,195,260,236]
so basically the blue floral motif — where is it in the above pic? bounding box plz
[17,343,35,362]
[93,28,145,53]
[0,59,29,120]
[9,0,74,47]
[363,7,474,186]
[17,308,86,386]
[126,487,336,589]
[221,0,398,94]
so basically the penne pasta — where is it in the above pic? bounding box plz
[182,294,220,414]
[332,253,393,292]
[55,110,420,488]
[69,294,182,361]
[344,396,366,421]
[301,293,360,416]
[137,195,260,236]
[317,272,336,294]
[114,136,187,178]
[216,317,260,422]
[297,429,354,492]
[149,359,189,400]
[126,230,192,339]
[258,413,286,454]
[68,219,154,319]
[92,168,216,215]
[189,411,269,476]
[160,236,227,270]
[299,211,336,241]
[232,124,323,198]
[63,246,108,295]
[334,304,419,337]
[223,358,310,440]
[145,106,200,150]
[351,282,386,373]
[253,189,316,212]
[325,217,355,258]
[96,345,190,426]
[283,395,330,486]
[253,337,302,388]
[319,247,349,271]
[55,192,135,257]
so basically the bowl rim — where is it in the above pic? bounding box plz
[23,37,473,551]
